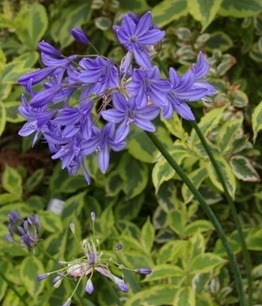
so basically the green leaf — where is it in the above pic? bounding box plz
[4,101,24,123]
[152,142,190,192]
[0,13,15,29]
[118,0,150,14]
[0,261,9,301]
[152,0,188,28]
[144,264,185,282]
[184,220,214,236]
[217,119,243,153]
[252,100,262,142]
[182,167,208,204]
[189,253,226,274]
[168,210,186,236]
[15,3,48,49]
[0,84,12,101]
[39,210,63,233]
[50,3,91,49]
[214,236,241,256]
[141,217,155,254]
[0,192,20,205]
[125,284,179,306]
[229,155,259,182]
[24,169,45,193]
[126,129,157,163]
[2,52,38,84]
[173,286,195,306]
[118,154,149,199]
[0,47,6,75]
[115,193,145,221]
[19,257,45,299]
[61,192,86,223]
[161,112,189,140]
[190,107,226,144]
[187,234,206,261]
[0,101,6,136]
[219,0,262,18]
[205,31,233,52]
[231,90,248,108]
[246,228,262,251]
[158,240,187,264]
[2,164,22,199]
[187,0,223,31]
[205,155,236,199]
[94,17,112,31]
[249,42,262,63]
[105,170,123,196]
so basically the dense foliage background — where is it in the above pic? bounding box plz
[1,0,262,305]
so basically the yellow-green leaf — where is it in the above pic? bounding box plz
[219,0,262,18]
[4,101,24,123]
[125,284,179,306]
[189,253,226,274]
[0,101,6,136]
[15,3,48,49]
[187,0,223,31]
[205,155,236,199]
[152,0,188,28]
[252,100,262,143]
[19,257,45,299]
[118,154,149,199]
[173,286,195,306]
[229,155,260,182]
[2,164,22,199]
[144,264,185,282]
[217,118,243,153]
[182,167,208,204]
[141,217,155,253]
[190,106,226,144]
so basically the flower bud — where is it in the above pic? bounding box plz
[135,268,152,274]
[37,273,50,281]
[85,279,94,294]
[38,41,61,58]
[71,28,89,44]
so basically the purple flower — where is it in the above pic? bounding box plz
[163,68,211,120]
[114,11,165,69]
[81,122,126,173]
[18,94,57,145]
[191,51,216,96]
[78,56,118,95]
[127,66,171,108]
[18,66,56,86]
[101,92,160,141]
[71,27,89,44]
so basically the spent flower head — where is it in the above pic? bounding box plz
[37,212,152,305]
[5,211,41,249]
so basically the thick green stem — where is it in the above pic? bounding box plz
[146,131,245,306]
[0,268,30,306]
[191,120,252,305]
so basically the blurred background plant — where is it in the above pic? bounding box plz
[0,0,262,305]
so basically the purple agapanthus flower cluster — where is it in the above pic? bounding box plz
[37,212,151,306]
[5,211,41,248]
[17,11,215,184]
